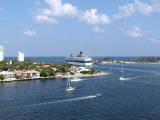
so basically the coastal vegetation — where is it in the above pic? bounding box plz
[0,75,4,81]
[80,68,97,74]
[0,60,100,81]
[96,56,160,64]
[0,61,71,73]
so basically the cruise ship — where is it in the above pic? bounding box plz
[65,51,93,66]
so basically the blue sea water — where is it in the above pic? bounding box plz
[1,57,160,120]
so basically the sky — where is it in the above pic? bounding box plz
[0,0,160,56]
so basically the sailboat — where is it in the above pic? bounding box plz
[66,73,75,91]
[119,64,126,80]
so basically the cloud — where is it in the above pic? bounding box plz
[114,0,159,19]
[92,26,104,33]
[122,25,160,44]
[149,37,160,43]
[24,30,37,37]
[46,0,78,16]
[35,0,110,25]
[35,0,78,24]
[36,14,58,24]
[125,26,145,38]
[79,9,111,25]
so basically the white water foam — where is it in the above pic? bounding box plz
[119,77,138,81]
[94,65,159,75]
[119,74,160,82]
[3,93,101,109]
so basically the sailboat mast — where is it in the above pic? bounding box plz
[121,64,124,73]
[68,77,70,87]
[67,72,70,88]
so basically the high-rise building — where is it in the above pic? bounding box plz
[17,51,24,62]
[0,46,4,62]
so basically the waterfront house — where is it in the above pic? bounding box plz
[15,70,40,79]
[0,71,16,81]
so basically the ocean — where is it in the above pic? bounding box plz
[1,57,160,120]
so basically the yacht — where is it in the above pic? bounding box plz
[66,73,75,91]
[65,51,93,66]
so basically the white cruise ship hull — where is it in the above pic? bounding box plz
[67,61,93,66]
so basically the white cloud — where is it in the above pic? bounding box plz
[36,14,58,24]
[46,0,78,16]
[114,0,155,19]
[125,26,144,38]
[35,0,110,25]
[24,30,37,37]
[92,26,104,33]
[35,0,78,24]
[122,26,160,44]
[149,37,160,43]
[79,9,111,25]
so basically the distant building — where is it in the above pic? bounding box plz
[17,51,24,62]
[43,64,51,68]
[0,46,4,62]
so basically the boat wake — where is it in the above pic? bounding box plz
[3,94,102,109]
[119,77,137,81]
[94,65,159,75]
[71,78,84,82]
[119,74,160,82]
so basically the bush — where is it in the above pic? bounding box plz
[40,68,55,77]
[0,75,4,81]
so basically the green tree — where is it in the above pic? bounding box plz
[0,75,4,81]
[40,70,49,77]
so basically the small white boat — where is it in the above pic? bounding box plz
[71,77,82,82]
[66,73,75,91]
[66,86,75,91]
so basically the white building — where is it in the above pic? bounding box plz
[15,70,40,79]
[0,46,4,62]
[0,71,16,81]
[76,67,90,73]
[17,51,24,62]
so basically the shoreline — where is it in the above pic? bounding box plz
[0,72,109,82]
[99,62,160,65]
